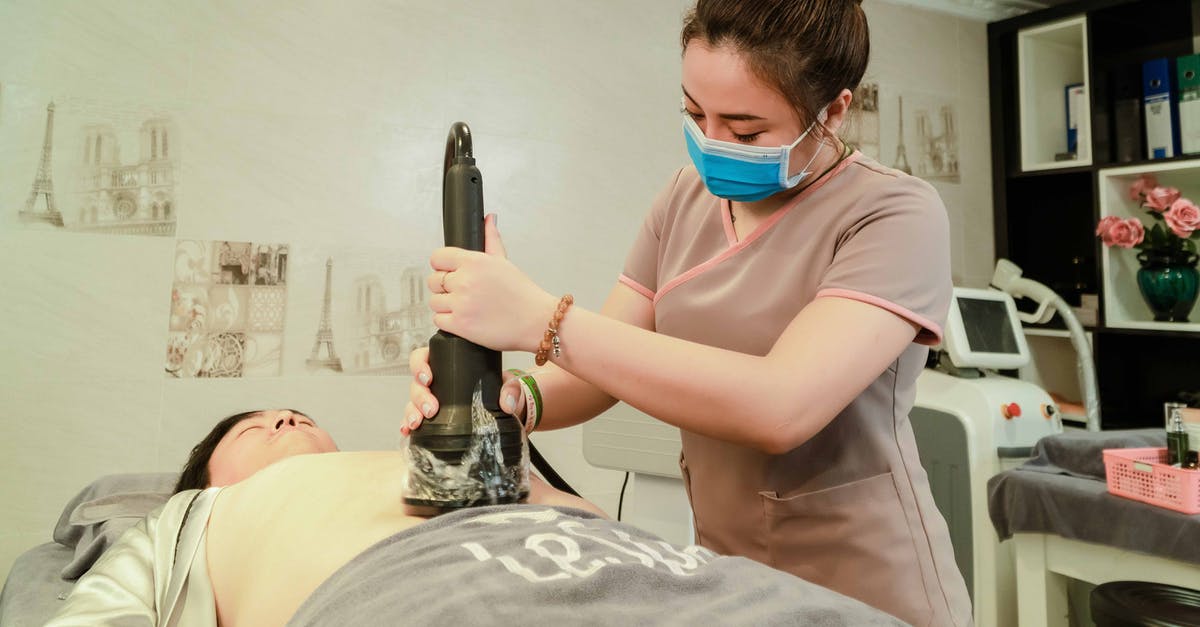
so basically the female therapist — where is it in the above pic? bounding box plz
[406,1,971,624]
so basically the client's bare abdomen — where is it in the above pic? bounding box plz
[206,451,425,627]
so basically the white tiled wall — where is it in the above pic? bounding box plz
[863,0,995,288]
[0,0,993,583]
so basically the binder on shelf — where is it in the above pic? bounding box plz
[1065,83,1085,155]
[1113,64,1143,164]
[1143,57,1179,159]
[1177,53,1200,154]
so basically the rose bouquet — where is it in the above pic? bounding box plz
[1096,174,1200,255]
[1096,173,1200,322]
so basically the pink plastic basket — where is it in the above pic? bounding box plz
[1102,447,1200,515]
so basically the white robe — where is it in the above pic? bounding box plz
[46,487,222,627]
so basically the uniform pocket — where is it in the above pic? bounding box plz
[759,472,932,625]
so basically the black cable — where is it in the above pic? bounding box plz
[616,471,630,521]
[527,440,580,497]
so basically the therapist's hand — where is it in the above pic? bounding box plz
[427,213,558,353]
[402,346,527,435]
[402,346,437,436]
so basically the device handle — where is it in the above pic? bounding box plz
[443,122,484,252]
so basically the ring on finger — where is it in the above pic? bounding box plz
[440,271,450,293]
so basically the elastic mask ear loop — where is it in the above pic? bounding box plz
[782,107,830,187]
[784,139,825,187]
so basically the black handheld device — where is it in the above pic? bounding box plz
[403,122,528,514]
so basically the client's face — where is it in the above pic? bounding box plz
[207,409,339,486]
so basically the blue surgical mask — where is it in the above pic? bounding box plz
[682,105,827,202]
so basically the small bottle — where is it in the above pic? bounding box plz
[1168,408,1189,466]
[1185,451,1199,471]
[1165,402,1188,428]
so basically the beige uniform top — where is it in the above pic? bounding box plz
[620,153,972,627]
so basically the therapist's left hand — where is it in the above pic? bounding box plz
[427,213,558,352]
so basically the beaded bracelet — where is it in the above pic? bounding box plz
[535,294,573,366]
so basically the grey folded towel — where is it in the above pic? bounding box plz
[1014,428,1165,480]
[52,473,177,579]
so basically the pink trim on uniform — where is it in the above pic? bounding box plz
[656,152,863,307]
[618,274,655,300]
[816,287,944,345]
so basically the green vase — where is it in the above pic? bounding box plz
[1135,251,1200,322]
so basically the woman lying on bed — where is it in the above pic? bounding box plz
[47,409,905,627]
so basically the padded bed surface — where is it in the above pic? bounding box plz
[1,472,177,626]
[0,542,73,626]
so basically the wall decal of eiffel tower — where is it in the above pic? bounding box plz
[20,102,64,226]
[306,257,343,372]
[892,95,912,175]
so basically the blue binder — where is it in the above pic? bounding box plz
[1065,83,1085,154]
[1143,58,1180,159]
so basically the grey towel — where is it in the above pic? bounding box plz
[1011,428,1165,480]
[289,505,909,626]
[52,473,177,579]
[987,429,1200,565]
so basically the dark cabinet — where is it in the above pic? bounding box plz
[989,0,1200,429]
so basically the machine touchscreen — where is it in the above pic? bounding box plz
[942,287,1030,370]
[958,297,1021,355]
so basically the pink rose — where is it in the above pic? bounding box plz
[1130,173,1159,200]
[1164,198,1200,238]
[1095,215,1122,238]
[1096,217,1144,248]
[1144,186,1181,212]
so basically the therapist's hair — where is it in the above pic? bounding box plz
[680,0,870,136]
[173,410,263,494]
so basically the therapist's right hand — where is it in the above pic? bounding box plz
[403,346,529,436]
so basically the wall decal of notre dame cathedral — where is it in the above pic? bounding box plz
[74,115,179,235]
[15,98,179,236]
[347,266,435,375]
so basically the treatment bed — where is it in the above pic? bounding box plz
[0,473,177,626]
[987,429,1200,626]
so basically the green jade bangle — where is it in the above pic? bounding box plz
[506,369,544,432]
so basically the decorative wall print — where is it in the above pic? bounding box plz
[897,92,960,184]
[291,250,435,376]
[167,240,290,378]
[306,257,344,372]
[17,101,64,227]
[345,265,436,375]
[841,82,880,161]
[3,90,181,236]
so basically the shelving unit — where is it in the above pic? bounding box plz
[1018,16,1091,171]
[989,0,1200,430]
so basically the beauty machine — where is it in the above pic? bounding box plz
[403,122,529,515]
[911,268,1082,627]
[991,258,1099,431]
